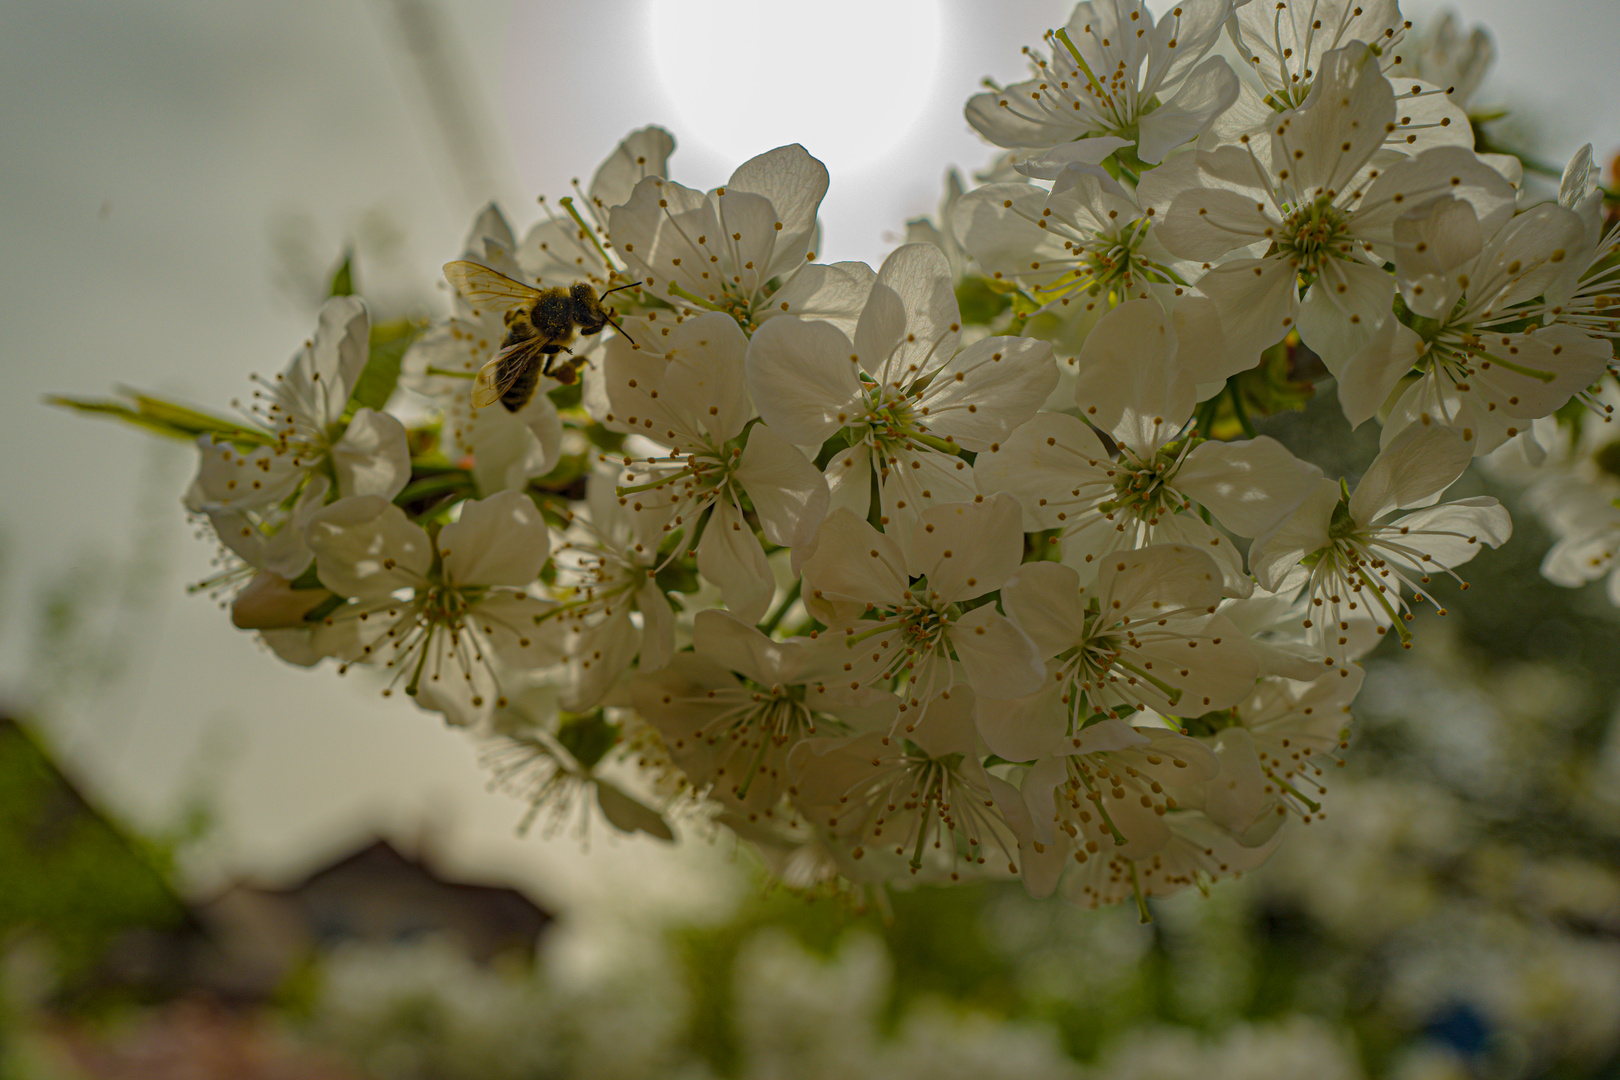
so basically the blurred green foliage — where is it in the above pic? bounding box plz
[0,718,185,980]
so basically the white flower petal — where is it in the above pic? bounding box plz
[1248,479,1341,593]
[855,243,961,387]
[1273,43,1393,197]
[588,125,675,211]
[1356,146,1517,247]
[953,604,1047,703]
[823,442,873,521]
[440,489,550,588]
[1194,258,1299,363]
[1096,542,1227,616]
[800,509,907,623]
[975,413,1109,531]
[282,295,369,426]
[734,423,829,549]
[696,499,774,624]
[1391,196,1481,320]
[1296,257,1393,369]
[1159,185,1276,263]
[917,336,1057,451]
[726,143,828,270]
[975,677,1068,762]
[1349,422,1475,523]
[909,494,1025,602]
[1137,53,1239,163]
[332,407,412,501]
[1002,561,1086,658]
[1335,317,1426,427]
[564,606,641,711]
[763,260,875,336]
[1072,299,1193,448]
[307,496,431,600]
[1178,437,1324,539]
[746,315,863,446]
[1377,497,1511,571]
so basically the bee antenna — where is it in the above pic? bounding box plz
[605,314,637,347]
[600,281,640,298]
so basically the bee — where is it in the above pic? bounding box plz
[442,260,638,412]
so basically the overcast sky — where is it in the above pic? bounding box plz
[3,0,1616,913]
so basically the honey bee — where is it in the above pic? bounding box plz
[442,260,638,411]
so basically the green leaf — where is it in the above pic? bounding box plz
[347,317,422,414]
[49,390,269,444]
[1200,337,1317,439]
[328,250,355,297]
[955,276,1013,326]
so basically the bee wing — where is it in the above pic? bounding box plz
[470,340,541,409]
[443,260,542,313]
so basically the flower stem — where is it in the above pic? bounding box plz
[1129,862,1152,923]
[758,579,802,636]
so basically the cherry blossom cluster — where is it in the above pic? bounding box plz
[64,0,1620,914]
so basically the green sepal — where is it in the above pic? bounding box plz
[1176,707,1242,738]
[1326,488,1357,541]
[556,711,619,770]
[654,551,700,596]
[300,592,347,624]
[327,251,355,298]
[1008,289,1043,317]
[394,469,474,515]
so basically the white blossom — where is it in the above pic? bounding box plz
[481,701,677,843]
[1155,45,1515,367]
[187,296,409,578]
[600,311,829,623]
[1225,0,1409,112]
[1340,194,1611,448]
[977,545,1259,763]
[1237,666,1361,822]
[1007,715,1222,902]
[799,497,1047,729]
[609,143,873,336]
[965,0,1239,164]
[545,472,675,710]
[749,243,1056,528]
[976,300,1321,592]
[953,165,1225,367]
[519,125,675,288]
[1249,423,1511,670]
[790,687,1021,881]
[633,609,896,816]
[304,490,561,727]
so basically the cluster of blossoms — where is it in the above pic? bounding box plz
[65,0,1619,914]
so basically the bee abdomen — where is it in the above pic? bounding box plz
[500,362,542,412]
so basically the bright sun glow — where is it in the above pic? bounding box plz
[647,0,944,175]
